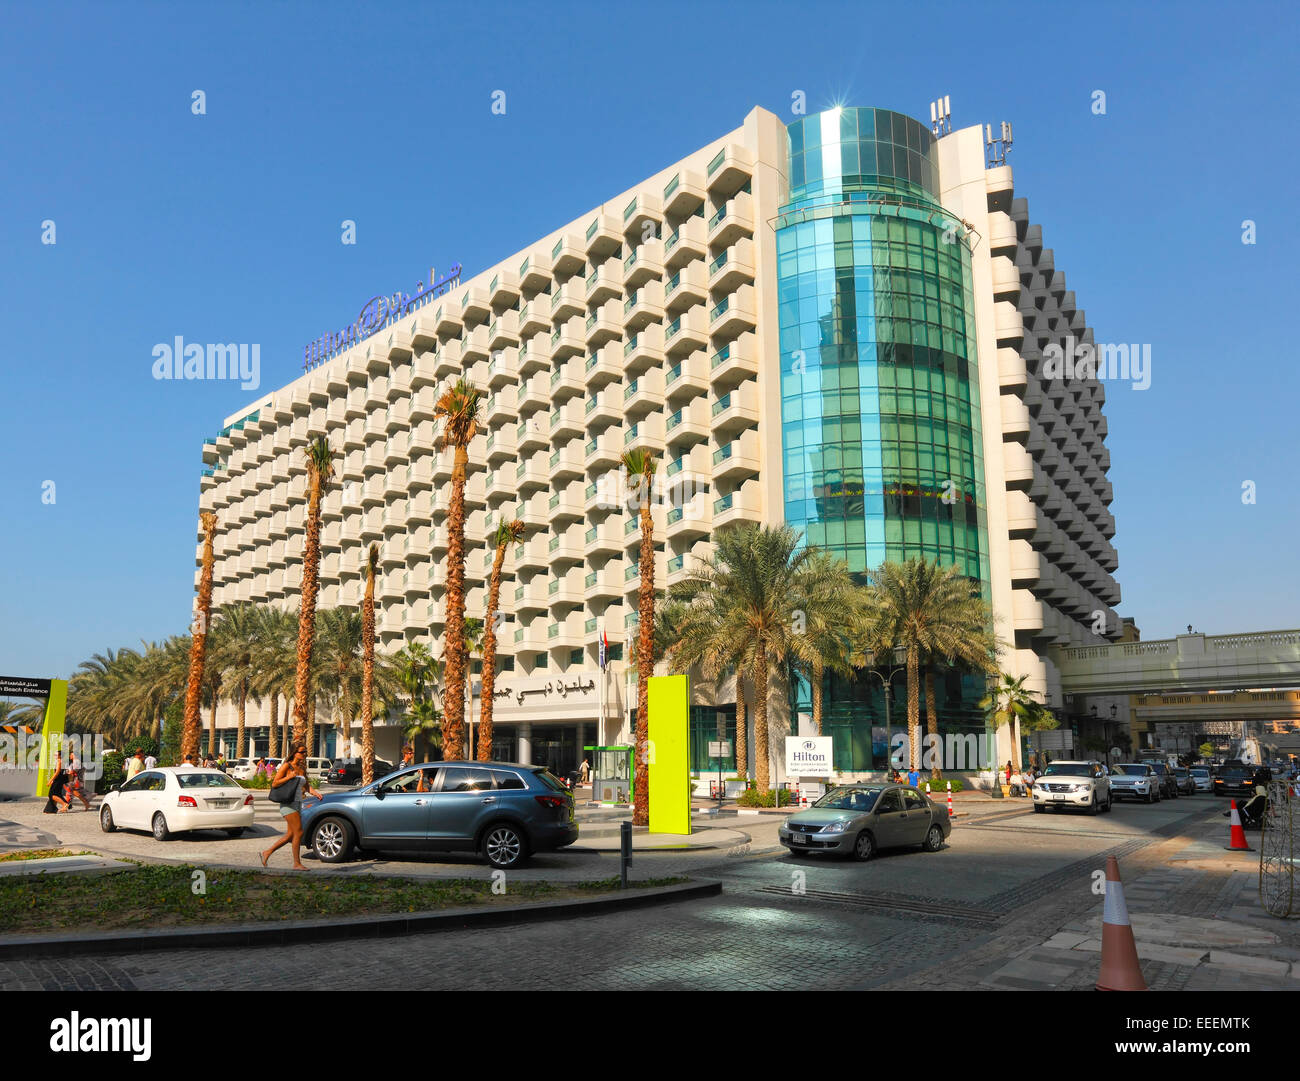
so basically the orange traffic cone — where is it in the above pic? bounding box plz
[1225,800,1253,851]
[1096,855,1147,992]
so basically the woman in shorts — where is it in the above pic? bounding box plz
[260,745,322,870]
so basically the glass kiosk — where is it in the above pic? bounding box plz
[586,744,632,806]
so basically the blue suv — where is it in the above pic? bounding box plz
[301,761,578,869]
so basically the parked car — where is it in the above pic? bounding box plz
[226,758,251,779]
[1171,768,1197,795]
[99,767,256,841]
[305,757,332,782]
[1109,763,1162,803]
[1189,767,1213,793]
[325,757,395,786]
[778,784,951,860]
[1214,763,1271,798]
[302,761,578,869]
[1148,762,1179,799]
[1031,760,1111,814]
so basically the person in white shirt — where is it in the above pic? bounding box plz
[144,753,157,770]
[178,754,197,770]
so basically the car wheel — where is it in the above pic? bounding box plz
[1089,795,1101,815]
[852,831,875,861]
[224,827,245,839]
[1104,794,1113,812]
[1145,791,1155,804]
[311,817,355,863]
[922,825,944,852]
[482,823,527,869]
[99,805,116,833]
[151,813,171,842]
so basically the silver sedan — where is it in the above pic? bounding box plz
[778,784,951,861]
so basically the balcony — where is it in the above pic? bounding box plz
[665,306,709,358]
[708,284,757,340]
[484,385,519,427]
[548,442,585,482]
[549,401,585,440]
[664,262,708,316]
[515,579,547,614]
[489,270,521,312]
[518,339,552,378]
[585,263,622,307]
[488,311,520,353]
[584,566,622,601]
[705,143,753,196]
[585,520,624,555]
[460,286,491,326]
[434,304,462,340]
[623,414,665,455]
[711,383,760,438]
[584,213,622,261]
[623,325,666,377]
[585,431,624,471]
[624,280,666,332]
[515,537,549,572]
[622,191,662,240]
[552,320,586,361]
[518,372,550,415]
[518,299,550,339]
[706,191,754,249]
[584,301,622,350]
[515,453,549,491]
[707,237,756,294]
[712,481,759,528]
[711,429,760,483]
[584,385,624,431]
[550,278,585,325]
[584,342,623,389]
[548,576,584,608]
[665,352,709,405]
[548,528,585,563]
[550,359,585,402]
[485,425,518,465]
[623,244,664,290]
[663,216,708,272]
[551,234,586,277]
[519,253,553,295]
[547,616,585,651]
[665,399,710,446]
[666,494,711,541]
[435,340,463,378]
[663,168,706,217]
[623,370,665,419]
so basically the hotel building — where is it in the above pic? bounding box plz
[198,103,1122,775]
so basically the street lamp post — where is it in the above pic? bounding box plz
[864,650,908,772]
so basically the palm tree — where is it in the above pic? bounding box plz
[212,602,262,759]
[791,550,866,736]
[479,519,524,762]
[182,510,218,761]
[251,605,298,759]
[433,378,482,761]
[393,642,441,760]
[361,545,379,784]
[867,559,1000,777]
[621,447,658,827]
[665,523,856,794]
[292,437,334,750]
[316,606,364,758]
[980,672,1057,772]
[462,616,485,759]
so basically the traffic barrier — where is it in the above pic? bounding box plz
[1225,799,1253,851]
[946,780,953,818]
[1096,855,1147,992]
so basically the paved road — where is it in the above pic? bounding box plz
[3,792,1264,991]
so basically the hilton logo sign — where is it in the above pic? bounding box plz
[786,737,833,776]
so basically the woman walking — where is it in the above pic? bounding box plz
[46,753,71,813]
[260,745,321,870]
[66,746,92,811]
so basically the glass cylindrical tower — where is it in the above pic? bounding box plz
[776,107,991,768]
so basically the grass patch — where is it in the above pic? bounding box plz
[0,848,97,863]
[0,865,691,934]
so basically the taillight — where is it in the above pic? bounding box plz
[243,794,255,806]
[178,795,197,808]
[535,795,565,809]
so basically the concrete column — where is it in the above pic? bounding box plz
[517,722,533,765]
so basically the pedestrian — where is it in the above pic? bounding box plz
[144,750,158,770]
[1005,760,1013,785]
[907,765,920,788]
[1009,769,1024,796]
[47,753,71,813]
[125,748,146,783]
[399,744,415,768]
[179,753,197,770]
[261,745,321,871]
[578,757,591,785]
[66,746,92,811]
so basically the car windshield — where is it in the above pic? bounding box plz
[1191,768,1209,776]
[1174,769,1189,778]
[813,787,880,812]
[1220,767,1249,779]
[1112,764,1149,776]
[177,772,236,789]
[533,769,568,793]
[1042,764,1090,777]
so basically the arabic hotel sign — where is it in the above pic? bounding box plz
[786,737,833,776]
[303,262,463,372]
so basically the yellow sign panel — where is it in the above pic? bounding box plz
[36,679,68,796]
[648,674,691,836]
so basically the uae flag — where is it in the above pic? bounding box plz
[599,630,608,671]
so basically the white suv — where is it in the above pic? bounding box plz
[1032,761,1111,815]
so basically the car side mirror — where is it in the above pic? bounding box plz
[372,787,384,800]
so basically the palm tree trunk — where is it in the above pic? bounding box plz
[1012,712,1023,772]
[907,644,920,771]
[632,497,655,827]
[479,541,507,762]
[812,659,824,735]
[925,665,940,781]
[361,552,377,785]
[207,677,219,756]
[236,678,247,759]
[306,696,316,757]
[753,640,770,793]
[293,473,325,748]
[281,697,291,757]
[182,512,217,762]
[268,692,279,758]
[441,445,470,760]
[734,675,747,780]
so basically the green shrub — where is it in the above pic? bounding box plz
[736,787,796,808]
[99,752,125,789]
[238,773,272,789]
[917,777,964,793]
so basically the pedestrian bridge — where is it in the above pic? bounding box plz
[1053,630,1300,696]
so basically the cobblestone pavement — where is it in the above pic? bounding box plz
[4,793,1278,991]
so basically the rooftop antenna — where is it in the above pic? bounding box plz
[986,121,1014,166]
[929,95,952,136]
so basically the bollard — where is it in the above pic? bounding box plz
[620,820,633,889]
[947,780,953,818]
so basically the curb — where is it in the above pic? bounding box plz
[0,879,723,960]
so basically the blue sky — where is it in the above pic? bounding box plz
[1,0,1296,679]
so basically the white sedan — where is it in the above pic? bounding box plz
[100,767,256,841]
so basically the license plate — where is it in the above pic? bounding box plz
[791,833,807,844]
[209,800,232,809]
[1052,795,1067,802]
